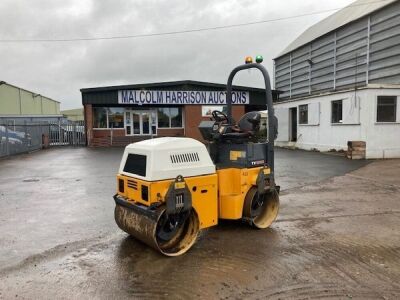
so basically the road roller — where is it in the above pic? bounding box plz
[113,57,280,256]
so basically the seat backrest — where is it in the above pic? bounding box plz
[237,112,261,133]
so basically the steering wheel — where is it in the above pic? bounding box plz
[211,110,229,123]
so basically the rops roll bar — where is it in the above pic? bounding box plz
[225,62,276,190]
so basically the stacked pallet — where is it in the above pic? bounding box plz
[347,141,366,160]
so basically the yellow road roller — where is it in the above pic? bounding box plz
[114,57,280,256]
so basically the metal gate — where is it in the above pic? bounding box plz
[49,120,85,146]
[0,120,86,158]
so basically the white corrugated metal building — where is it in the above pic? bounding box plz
[273,0,400,158]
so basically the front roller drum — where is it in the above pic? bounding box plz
[243,187,280,229]
[114,203,199,256]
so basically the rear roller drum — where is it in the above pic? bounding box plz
[243,187,279,229]
[115,204,199,256]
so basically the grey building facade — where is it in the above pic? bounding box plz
[272,0,400,159]
[274,0,400,99]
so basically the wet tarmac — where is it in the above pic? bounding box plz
[1,147,399,299]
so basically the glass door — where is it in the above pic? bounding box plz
[142,112,150,135]
[125,111,131,135]
[151,111,157,136]
[132,112,141,135]
[125,110,157,136]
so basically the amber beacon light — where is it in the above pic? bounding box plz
[245,56,253,64]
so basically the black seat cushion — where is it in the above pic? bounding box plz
[237,112,261,133]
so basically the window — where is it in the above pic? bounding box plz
[157,107,183,128]
[331,100,343,123]
[377,96,397,122]
[123,154,146,176]
[201,105,227,117]
[170,107,182,127]
[157,108,170,128]
[299,104,308,124]
[108,108,124,128]
[93,107,107,128]
[93,107,125,129]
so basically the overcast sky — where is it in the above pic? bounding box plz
[0,0,354,110]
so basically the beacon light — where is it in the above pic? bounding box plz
[255,55,263,63]
[245,56,253,64]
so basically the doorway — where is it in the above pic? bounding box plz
[289,107,297,142]
[125,110,157,136]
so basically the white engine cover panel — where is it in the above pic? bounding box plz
[119,137,216,181]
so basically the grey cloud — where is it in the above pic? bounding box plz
[0,0,353,109]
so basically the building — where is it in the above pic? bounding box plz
[0,81,62,125]
[61,108,84,121]
[273,0,400,159]
[81,80,279,147]
[0,81,64,157]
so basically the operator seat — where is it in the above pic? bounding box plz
[220,111,261,142]
[237,111,261,133]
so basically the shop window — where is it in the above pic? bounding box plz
[331,100,343,123]
[299,104,308,124]
[157,108,170,128]
[157,107,183,128]
[377,96,397,122]
[201,105,227,117]
[170,107,182,127]
[93,107,107,128]
[108,108,124,128]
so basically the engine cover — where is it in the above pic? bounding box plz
[119,137,216,181]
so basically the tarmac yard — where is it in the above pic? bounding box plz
[0,147,399,299]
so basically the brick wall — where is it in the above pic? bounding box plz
[158,128,184,137]
[92,129,125,138]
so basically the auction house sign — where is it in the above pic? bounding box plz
[118,90,249,105]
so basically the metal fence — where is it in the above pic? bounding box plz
[0,120,85,158]
[48,120,85,146]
